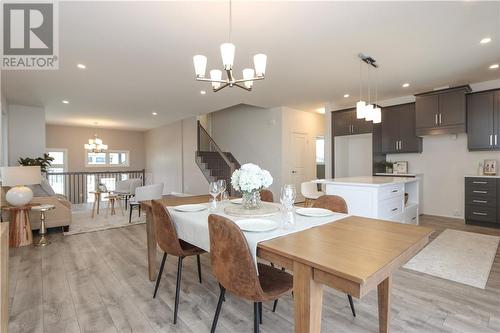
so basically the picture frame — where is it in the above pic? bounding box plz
[483,159,497,175]
[393,161,408,174]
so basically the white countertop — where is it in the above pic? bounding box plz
[314,176,418,187]
[464,175,500,179]
[375,173,422,177]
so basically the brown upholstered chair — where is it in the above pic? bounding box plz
[151,200,206,324]
[260,189,274,203]
[208,214,293,333]
[312,195,356,317]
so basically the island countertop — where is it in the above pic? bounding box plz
[314,176,418,187]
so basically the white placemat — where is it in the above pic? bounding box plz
[166,202,348,270]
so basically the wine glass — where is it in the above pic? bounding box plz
[280,184,296,210]
[209,182,219,209]
[217,179,226,201]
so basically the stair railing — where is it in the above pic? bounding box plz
[197,121,236,194]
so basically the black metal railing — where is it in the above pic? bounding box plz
[196,121,237,195]
[46,169,145,204]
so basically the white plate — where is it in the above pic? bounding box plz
[236,218,279,232]
[173,204,207,212]
[295,207,334,217]
[230,198,243,204]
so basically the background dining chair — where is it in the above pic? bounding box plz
[259,189,273,203]
[151,200,205,324]
[208,214,293,333]
[301,181,325,207]
[129,183,164,223]
[312,194,356,317]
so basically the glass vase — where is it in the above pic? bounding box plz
[242,190,261,209]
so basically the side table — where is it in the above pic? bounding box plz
[31,204,56,247]
[1,204,37,248]
[106,194,124,217]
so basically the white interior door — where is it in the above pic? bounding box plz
[290,132,307,202]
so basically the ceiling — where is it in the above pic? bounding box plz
[3,1,500,130]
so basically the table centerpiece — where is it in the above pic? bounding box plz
[231,163,273,209]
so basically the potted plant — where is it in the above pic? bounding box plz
[231,163,273,209]
[384,161,394,174]
[18,153,54,174]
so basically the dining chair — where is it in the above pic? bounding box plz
[259,189,274,203]
[151,200,205,324]
[208,214,293,333]
[301,181,325,207]
[312,195,356,317]
[129,183,163,223]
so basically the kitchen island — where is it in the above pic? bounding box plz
[314,176,420,224]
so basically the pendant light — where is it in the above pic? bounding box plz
[356,59,366,119]
[372,69,382,124]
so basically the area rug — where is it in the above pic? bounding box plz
[404,229,500,289]
[64,205,145,236]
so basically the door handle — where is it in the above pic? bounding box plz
[399,140,403,150]
[439,113,442,124]
[495,134,498,146]
[291,170,297,174]
[435,114,438,125]
[490,135,493,146]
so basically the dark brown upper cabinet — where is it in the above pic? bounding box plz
[332,108,372,136]
[415,85,471,136]
[381,103,422,154]
[467,89,500,151]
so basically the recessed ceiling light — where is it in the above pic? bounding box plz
[343,94,350,98]
[200,90,206,95]
[152,112,158,116]
[316,107,326,114]
[480,37,492,44]
[402,83,410,88]
[77,63,86,69]
[62,100,69,104]
[489,64,499,69]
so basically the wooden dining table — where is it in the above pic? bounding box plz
[141,195,433,333]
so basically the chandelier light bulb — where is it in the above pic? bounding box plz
[193,55,207,78]
[243,68,255,89]
[364,104,375,121]
[356,101,366,119]
[210,69,222,89]
[372,107,381,124]
[220,43,235,70]
[254,54,267,77]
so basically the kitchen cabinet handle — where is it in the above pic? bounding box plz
[473,181,487,184]
[473,190,488,194]
[472,212,487,216]
[391,208,398,212]
[490,135,493,146]
[391,189,398,193]
[435,114,438,125]
[495,134,498,146]
[439,113,442,124]
[400,140,403,150]
[395,141,398,151]
[473,200,487,203]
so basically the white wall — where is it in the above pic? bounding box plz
[334,133,372,178]
[387,134,500,218]
[211,104,283,197]
[0,96,7,167]
[144,117,207,195]
[7,104,45,166]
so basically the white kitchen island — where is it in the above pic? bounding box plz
[314,176,420,225]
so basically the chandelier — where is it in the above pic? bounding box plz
[192,0,267,92]
[356,53,381,124]
[84,135,108,153]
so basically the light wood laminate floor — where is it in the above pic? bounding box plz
[7,215,500,333]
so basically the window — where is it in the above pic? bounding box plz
[85,150,130,167]
[46,148,68,195]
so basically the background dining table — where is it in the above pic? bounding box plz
[140,195,433,333]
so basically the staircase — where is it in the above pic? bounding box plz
[196,121,240,195]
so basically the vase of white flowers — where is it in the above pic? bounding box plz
[231,163,273,209]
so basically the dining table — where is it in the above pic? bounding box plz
[140,195,433,333]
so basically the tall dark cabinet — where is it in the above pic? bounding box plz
[467,90,500,150]
[381,103,422,154]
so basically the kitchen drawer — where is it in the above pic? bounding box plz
[465,177,497,189]
[378,197,403,219]
[379,184,404,201]
[466,205,497,223]
[466,186,497,198]
[403,204,418,224]
[465,195,497,208]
